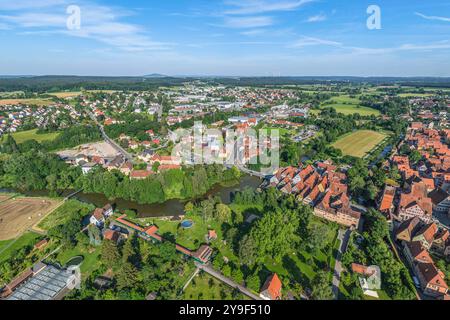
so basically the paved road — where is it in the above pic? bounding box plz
[195,262,262,300]
[182,267,200,292]
[331,229,351,299]
[87,110,135,163]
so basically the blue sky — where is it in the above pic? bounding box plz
[0,0,449,76]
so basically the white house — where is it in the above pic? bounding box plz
[90,208,105,227]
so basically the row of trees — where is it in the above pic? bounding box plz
[77,164,241,204]
[0,145,241,205]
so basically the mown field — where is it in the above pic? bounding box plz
[332,130,388,158]
[1,129,60,144]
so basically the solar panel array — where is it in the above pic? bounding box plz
[8,265,71,300]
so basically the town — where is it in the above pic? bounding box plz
[0,76,449,303]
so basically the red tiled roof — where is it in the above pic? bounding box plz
[417,262,448,290]
[261,273,282,300]
[379,186,395,212]
[351,263,369,275]
[130,170,154,179]
[104,229,120,242]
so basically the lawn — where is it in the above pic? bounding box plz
[2,129,60,144]
[263,219,338,286]
[55,244,101,278]
[183,272,248,300]
[332,130,388,158]
[0,232,42,264]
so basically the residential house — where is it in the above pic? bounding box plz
[415,262,448,297]
[412,223,438,250]
[130,170,154,180]
[395,217,422,243]
[396,182,433,223]
[90,208,106,227]
[103,229,122,244]
[260,273,282,300]
[120,162,133,176]
[102,204,114,217]
[351,263,382,298]
[378,185,396,218]
[81,162,96,174]
[429,188,450,214]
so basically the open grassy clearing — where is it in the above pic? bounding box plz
[332,130,388,158]
[316,104,380,116]
[0,231,42,264]
[1,129,60,144]
[0,196,62,240]
[325,95,361,105]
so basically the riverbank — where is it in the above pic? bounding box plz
[0,176,262,219]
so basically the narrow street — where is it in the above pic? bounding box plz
[331,229,351,299]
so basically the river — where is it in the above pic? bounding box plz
[1,176,262,219]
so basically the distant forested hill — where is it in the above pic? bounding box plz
[1,75,450,92]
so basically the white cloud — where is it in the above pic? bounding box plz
[223,16,274,28]
[0,2,172,52]
[289,36,342,48]
[223,0,315,15]
[415,12,450,23]
[306,13,327,22]
[350,41,450,55]
[0,0,67,11]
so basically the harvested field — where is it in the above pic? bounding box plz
[48,91,82,98]
[0,197,61,240]
[0,98,53,106]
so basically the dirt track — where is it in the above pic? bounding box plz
[0,197,61,240]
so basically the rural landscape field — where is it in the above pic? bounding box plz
[0,196,61,240]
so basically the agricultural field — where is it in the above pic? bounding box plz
[0,98,53,106]
[47,91,82,98]
[1,129,60,144]
[0,196,62,240]
[183,272,248,300]
[332,130,388,158]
